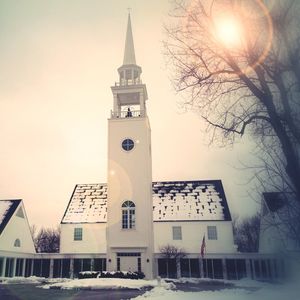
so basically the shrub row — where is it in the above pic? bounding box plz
[78,270,145,279]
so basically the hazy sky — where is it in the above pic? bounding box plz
[0,0,259,228]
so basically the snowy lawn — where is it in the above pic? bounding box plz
[40,277,173,290]
[132,278,300,300]
[133,284,299,300]
[0,276,70,285]
[1,276,299,299]
[168,277,269,289]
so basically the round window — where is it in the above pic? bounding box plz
[122,139,134,151]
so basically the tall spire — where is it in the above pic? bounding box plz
[123,13,136,65]
[112,13,148,118]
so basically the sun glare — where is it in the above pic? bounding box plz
[214,17,243,48]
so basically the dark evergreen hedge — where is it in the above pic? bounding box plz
[78,271,145,279]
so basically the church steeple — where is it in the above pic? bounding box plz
[123,13,136,65]
[117,13,142,87]
[111,13,148,119]
[107,14,154,280]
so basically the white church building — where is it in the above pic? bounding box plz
[59,14,235,279]
[0,14,282,281]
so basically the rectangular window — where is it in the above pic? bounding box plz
[172,226,182,240]
[117,252,141,257]
[138,257,141,272]
[94,259,106,272]
[117,258,120,271]
[74,228,83,241]
[25,259,33,277]
[5,258,14,277]
[129,210,135,228]
[122,210,128,229]
[125,69,132,79]
[122,209,135,229]
[207,226,218,240]
[15,259,24,276]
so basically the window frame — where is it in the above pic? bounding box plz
[74,227,83,241]
[207,225,218,240]
[16,207,25,218]
[172,226,182,240]
[122,201,136,229]
[14,238,21,247]
[122,139,135,151]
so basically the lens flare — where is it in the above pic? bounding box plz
[214,16,243,48]
[183,0,274,75]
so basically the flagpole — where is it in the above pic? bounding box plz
[200,234,206,278]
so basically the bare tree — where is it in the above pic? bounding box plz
[233,214,260,252]
[30,224,37,240]
[242,140,300,246]
[164,0,300,203]
[260,192,300,249]
[34,226,60,253]
[160,244,186,278]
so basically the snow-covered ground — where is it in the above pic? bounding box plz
[133,282,299,300]
[132,277,300,300]
[169,277,269,288]
[1,276,299,299]
[40,277,173,290]
[0,276,70,285]
[131,285,296,300]
[0,276,173,290]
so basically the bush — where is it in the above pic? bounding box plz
[78,271,99,279]
[78,270,145,279]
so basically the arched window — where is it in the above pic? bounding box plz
[122,201,135,229]
[14,239,21,247]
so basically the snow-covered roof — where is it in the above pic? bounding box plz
[61,184,108,223]
[61,180,231,224]
[0,199,21,234]
[152,181,231,221]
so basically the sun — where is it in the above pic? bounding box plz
[214,17,243,48]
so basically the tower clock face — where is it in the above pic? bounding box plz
[122,138,134,151]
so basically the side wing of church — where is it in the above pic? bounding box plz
[60,180,235,277]
[0,200,35,254]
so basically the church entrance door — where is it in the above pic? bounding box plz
[117,252,141,272]
[120,257,138,272]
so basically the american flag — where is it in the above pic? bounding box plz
[200,235,206,258]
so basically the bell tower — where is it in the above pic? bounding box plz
[106,14,154,279]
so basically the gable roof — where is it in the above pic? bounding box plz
[152,180,231,221]
[0,199,21,234]
[61,180,231,224]
[61,184,108,224]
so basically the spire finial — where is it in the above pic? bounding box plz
[123,11,136,65]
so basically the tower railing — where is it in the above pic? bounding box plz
[110,110,145,119]
[115,79,143,87]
